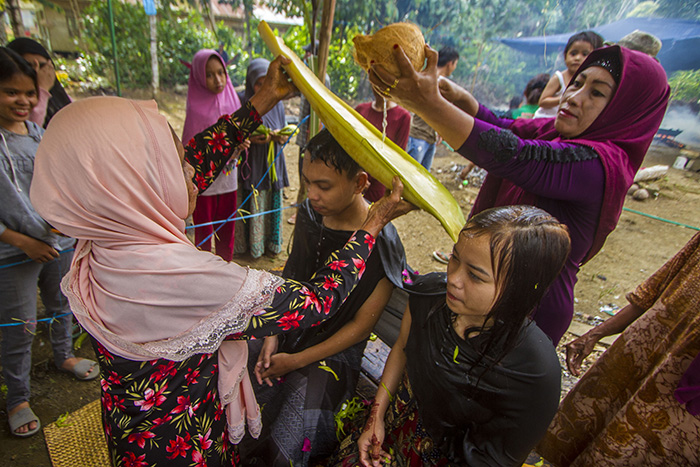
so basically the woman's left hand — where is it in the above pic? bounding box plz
[249,56,298,116]
[261,56,297,101]
[361,176,416,238]
[259,352,300,381]
[565,332,600,377]
[368,45,441,115]
[250,134,271,145]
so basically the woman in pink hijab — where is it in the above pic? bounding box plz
[30,57,411,466]
[183,49,244,261]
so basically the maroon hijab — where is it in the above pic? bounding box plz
[473,46,669,264]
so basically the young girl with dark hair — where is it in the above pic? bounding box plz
[0,47,97,438]
[534,31,604,118]
[183,49,245,261]
[332,205,571,466]
[6,38,72,128]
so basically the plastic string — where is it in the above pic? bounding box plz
[195,114,309,248]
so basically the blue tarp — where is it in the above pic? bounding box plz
[500,17,700,73]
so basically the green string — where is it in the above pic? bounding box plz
[622,207,700,231]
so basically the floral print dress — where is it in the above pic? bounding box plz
[93,102,378,467]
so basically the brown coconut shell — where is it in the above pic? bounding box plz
[353,23,426,78]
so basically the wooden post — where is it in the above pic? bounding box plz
[6,0,25,38]
[150,14,159,97]
[316,0,336,85]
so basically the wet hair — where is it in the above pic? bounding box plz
[564,31,604,56]
[0,47,38,90]
[437,46,460,68]
[458,205,571,365]
[304,128,362,179]
[524,73,550,105]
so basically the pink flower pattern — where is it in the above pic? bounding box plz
[92,99,376,464]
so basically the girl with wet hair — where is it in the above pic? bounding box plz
[333,205,571,466]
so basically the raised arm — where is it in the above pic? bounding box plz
[537,73,563,110]
[242,229,377,339]
[456,118,605,202]
[437,76,480,117]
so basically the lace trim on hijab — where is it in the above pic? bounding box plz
[478,128,599,163]
[228,408,262,444]
[63,265,284,361]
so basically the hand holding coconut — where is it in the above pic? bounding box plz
[368,44,440,115]
[368,44,475,151]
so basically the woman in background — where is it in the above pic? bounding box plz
[7,38,71,128]
[236,58,289,258]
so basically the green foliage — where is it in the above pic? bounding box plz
[669,70,700,104]
[81,0,215,88]
[655,0,700,21]
[627,1,660,17]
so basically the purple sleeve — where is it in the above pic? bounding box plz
[458,117,605,202]
[475,104,515,129]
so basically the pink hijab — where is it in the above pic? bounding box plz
[30,96,283,443]
[182,50,241,144]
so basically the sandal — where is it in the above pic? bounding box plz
[432,250,450,264]
[8,406,41,438]
[62,358,100,381]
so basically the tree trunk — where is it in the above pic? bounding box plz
[6,0,25,38]
[0,11,8,44]
[150,15,159,97]
[316,0,335,84]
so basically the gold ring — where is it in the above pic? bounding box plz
[390,79,399,89]
[384,86,391,94]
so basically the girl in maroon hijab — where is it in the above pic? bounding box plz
[369,45,670,344]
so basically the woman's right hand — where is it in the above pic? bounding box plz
[32,58,56,92]
[360,176,415,238]
[565,332,600,377]
[358,416,389,467]
[20,236,59,263]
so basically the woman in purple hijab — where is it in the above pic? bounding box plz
[183,49,245,261]
[235,58,289,259]
[369,45,670,345]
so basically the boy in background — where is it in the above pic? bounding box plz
[242,129,434,466]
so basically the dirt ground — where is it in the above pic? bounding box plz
[2,89,699,466]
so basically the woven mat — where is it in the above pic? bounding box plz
[43,399,110,467]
